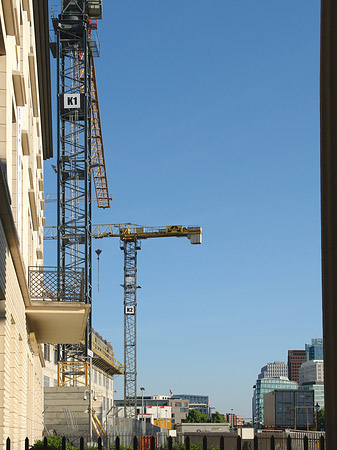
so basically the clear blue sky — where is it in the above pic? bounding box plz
[44,1,322,418]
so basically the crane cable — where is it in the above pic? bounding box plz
[95,249,102,292]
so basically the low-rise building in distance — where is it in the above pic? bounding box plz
[172,394,209,416]
[114,395,190,425]
[223,413,244,428]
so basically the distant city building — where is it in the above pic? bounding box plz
[264,390,315,430]
[146,405,172,429]
[288,350,306,383]
[258,361,288,379]
[252,377,298,429]
[299,384,324,409]
[172,394,209,416]
[169,398,190,424]
[298,359,324,409]
[114,395,190,425]
[299,360,324,385]
[305,338,323,361]
[224,414,244,428]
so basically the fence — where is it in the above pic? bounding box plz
[4,433,326,450]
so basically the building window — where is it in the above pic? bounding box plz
[44,344,50,362]
[54,346,58,364]
[175,402,181,407]
[44,376,50,387]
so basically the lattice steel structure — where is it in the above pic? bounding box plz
[44,222,202,411]
[90,57,110,208]
[120,240,141,418]
[52,0,103,382]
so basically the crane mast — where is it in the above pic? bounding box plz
[52,0,104,384]
[121,239,140,418]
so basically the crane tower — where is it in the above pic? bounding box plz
[45,224,202,416]
[51,0,106,383]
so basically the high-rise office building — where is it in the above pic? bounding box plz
[288,350,306,383]
[305,338,323,361]
[298,360,324,409]
[252,377,298,429]
[258,361,288,379]
[299,360,324,385]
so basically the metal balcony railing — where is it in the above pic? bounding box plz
[28,266,84,302]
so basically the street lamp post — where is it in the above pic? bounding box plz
[315,403,320,431]
[231,409,235,431]
[140,387,145,421]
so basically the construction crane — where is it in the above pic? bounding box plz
[51,0,110,387]
[44,224,202,417]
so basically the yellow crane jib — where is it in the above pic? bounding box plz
[43,224,202,243]
[91,224,203,243]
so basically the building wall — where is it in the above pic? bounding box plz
[299,360,324,385]
[305,338,323,361]
[258,361,288,379]
[288,350,306,383]
[169,399,189,425]
[264,390,314,429]
[300,384,325,409]
[0,0,49,447]
[252,378,298,429]
[42,341,116,432]
[172,394,209,416]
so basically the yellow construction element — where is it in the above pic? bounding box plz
[57,362,89,387]
[90,57,111,209]
[92,407,107,437]
[154,418,172,430]
[76,52,110,208]
[92,338,124,375]
[91,223,202,243]
[44,224,202,244]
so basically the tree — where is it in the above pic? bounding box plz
[317,408,325,431]
[185,409,210,423]
[211,411,227,423]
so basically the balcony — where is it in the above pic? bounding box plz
[26,266,90,344]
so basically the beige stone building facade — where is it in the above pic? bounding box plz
[0,1,89,448]
[0,0,51,447]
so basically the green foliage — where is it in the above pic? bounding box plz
[211,411,226,423]
[30,436,78,450]
[185,409,210,423]
[109,446,132,450]
[317,408,325,430]
[172,443,222,450]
